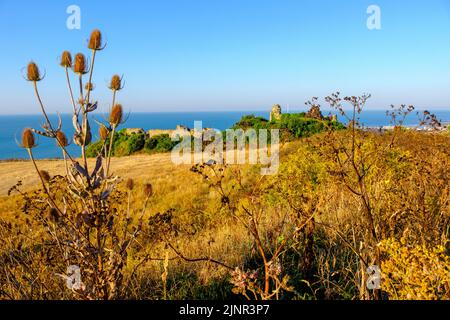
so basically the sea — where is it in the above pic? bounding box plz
[1,110,449,160]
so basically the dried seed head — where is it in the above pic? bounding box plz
[109,104,123,126]
[73,53,87,74]
[56,131,68,147]
[88,29,103,50]
[126,178,134,191]
[144,183,153,197]
[22,128,35,149]
[99,125,109,140]
[40,170,51,183]
[27,62,41,81]
[109,74,122,91]
[84,82,95,91]
[60,51,72,68]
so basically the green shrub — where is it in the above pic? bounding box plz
[231,113,344,141]
[144,134,177,153]
[113,132,145,156]
[232,115,269,130]
[86,140,104,157]
[86,130,146,157]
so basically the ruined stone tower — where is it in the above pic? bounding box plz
[270,104,282,122]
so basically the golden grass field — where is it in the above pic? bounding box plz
[0,153,190,196]
[0,132,448,300]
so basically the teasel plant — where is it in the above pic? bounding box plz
[11,30,149,300]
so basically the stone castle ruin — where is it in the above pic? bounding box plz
[270,104,282,121]
[269,103,337,122]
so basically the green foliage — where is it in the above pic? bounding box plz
[232,112,344,141]
[232,115,269,130]
[114,133,145,156]
[144,134,177,153]
[86,140,104,157]
[86,130,146,157]
[86,131,178,158]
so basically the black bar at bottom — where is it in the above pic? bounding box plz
[1,300,448,319]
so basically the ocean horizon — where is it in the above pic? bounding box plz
[1,110,449,160]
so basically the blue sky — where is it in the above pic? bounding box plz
[0,0,449,114]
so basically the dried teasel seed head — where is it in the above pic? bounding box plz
[126,178,134,191]
[144,183,153,197]
[40,170,51,183]
[73,53,87,74]
[99,125,109,140]
[56,131,68,147]
[109,74,122,91]
[27,62,41,81]
[22,128,36,149]
[109,104,123,126]
[60,51,72,68]
[85,82,95,91]
[88,29,103,50]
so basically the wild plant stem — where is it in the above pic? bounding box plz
[65,67,77,114]
[86,50,96,107]
[33,81,54,134]
[62,150,70,182]
[27,148,62,215]
[106,125,116,177]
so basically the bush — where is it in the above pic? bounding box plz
[144,134,177,153]
[114,132,146,157]
[380,238,450,300]
[86,131,146,157]
[231,113,344,141]
[85,140,104,157]
[232,115,269,130]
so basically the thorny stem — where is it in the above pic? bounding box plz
[62,149,70,182]
[81,49,97,185]
[106,125,116,177]
[104,89,117,178]
[86,50,96,107]
[165,240,234,271]
[77,72,91,187]
[33,81,75,163]
[65,67,77,114]
[26,149,91,246]
[78,74,84,105]
[27,148,62,216]
[33,81,54,135]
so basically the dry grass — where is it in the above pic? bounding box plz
[0,131,449,300]
[0,153,189,196]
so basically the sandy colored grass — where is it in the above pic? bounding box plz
[0,153,192,196]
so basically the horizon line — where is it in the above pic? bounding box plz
[1,107,449,117]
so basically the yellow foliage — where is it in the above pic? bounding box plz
[380,238,450,300]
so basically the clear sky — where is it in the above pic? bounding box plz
[0,0,449,114]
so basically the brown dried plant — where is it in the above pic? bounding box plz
[8,30,149,300]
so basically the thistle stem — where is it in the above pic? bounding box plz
[106,125,116,177]
[65,67,77,114]
[27,148,62,215]
[33,81,54,134]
